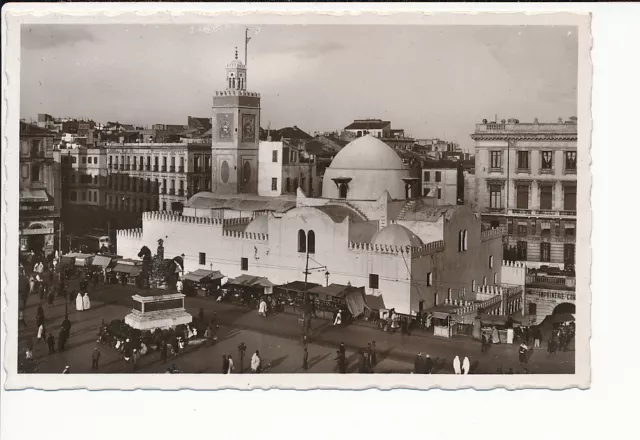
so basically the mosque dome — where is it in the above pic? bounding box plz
[322,135,409,200]
[227,58,245,69]
[371,224,424,248]
[329,135,405,170]
[244,215,269,235]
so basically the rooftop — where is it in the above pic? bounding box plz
[344,119,390,130]
[185,192,296,213]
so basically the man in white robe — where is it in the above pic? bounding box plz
[334,310,343,326]
[251,350,261,373]
[83,293,91,310]
[258,299,267,317]
[453,355,462,374]
[75,293,84,311]
[176,279,183,293]
[462,356,471,375]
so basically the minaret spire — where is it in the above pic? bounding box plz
[235,47,238,60]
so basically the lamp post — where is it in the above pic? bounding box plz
[325,271,330,287]
[238,342,247,373]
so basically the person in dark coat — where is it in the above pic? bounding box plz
[57,327,67,352]
[92,347,101,370]
[370,341,377,367]
[47,288,55,308]
[222,355,229,374]
[481,333,488,353]
[38,282,45,301]
[414,352,424,374]
[47,333,55,354]
[36,305,45,326]
[339,342,346,357]
[160,341,168,364]
[198,308,205,323]
[518,342,529,364]
[302,347,309,370]
[547,337,557,357]
[61,314,71,339]
[423,354,434,374]
[358,350,367,373]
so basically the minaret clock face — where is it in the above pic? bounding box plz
[242,114,256,142]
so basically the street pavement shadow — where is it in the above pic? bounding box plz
[217,328,242,343]
[307,352,331,369]
[264,354,289,372]
[431,357,448,374]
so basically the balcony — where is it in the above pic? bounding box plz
[170,166,175,173]
[138,165,144,171]
[169,188,175,195]
[178,166,185,173]
[526,274,576,291]
[481,209,576,218]
[160,189,166,195]
[161,166,167,172]
[516,167,530,174]
[153,165,159,172]
[119,164,124,171]
[125,165,131,171]
[177,189,184,196]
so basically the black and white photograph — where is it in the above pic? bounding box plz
[3,9,591,390]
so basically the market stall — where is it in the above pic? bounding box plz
[183,269,224,296]
[478,314,523,344]
[431,311,456,338]
[112,259,143,287]
[308,283,367,320]
[224,274,274,308]
[273,281,321,315]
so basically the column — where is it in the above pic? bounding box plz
[531,180,539,211]
[554,181,563,211]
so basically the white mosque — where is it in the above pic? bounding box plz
[116,51,517,318]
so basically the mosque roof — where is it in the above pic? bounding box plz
[185,192,296,213]
[328,135,405,171]
[392,200,459,222]
[371,224,424,248]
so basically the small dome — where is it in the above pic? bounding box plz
[371,224,424,248]
[244,215,268,235]
[227,58,245,68]
[329,135,405,171]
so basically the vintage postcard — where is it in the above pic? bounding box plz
[2,5,591,390]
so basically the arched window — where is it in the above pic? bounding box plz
[472,279,476,292]
[307,230,316,254]
[463,230,468,251]
[458,230,463,252]
[298,229,306,253]
[447,288,452,301]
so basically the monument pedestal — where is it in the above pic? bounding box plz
[124,293,192,331]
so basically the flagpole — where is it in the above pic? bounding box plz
[245,28,250,67]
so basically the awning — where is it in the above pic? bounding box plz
[113,263,141,276]
[431,311,453,320]
[551,313,575,324]
[478,314,522,326]
[226,274,274,288]
[344,289,367,318]
[60,256,75,267]
[184,269,224,283]
[20,189,49,202]
[91,255,113,268]
[277,281,322,293]
[308,283,363,299]
[365,294,386,311]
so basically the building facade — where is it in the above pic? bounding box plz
[344,119,391,139]
[472,117,578,269]
[19,123,61,255]
[421,161,464,205]
[258,140,319,198]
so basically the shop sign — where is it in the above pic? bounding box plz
[21,228,54,236]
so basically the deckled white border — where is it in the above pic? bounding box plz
[1,5,592,391]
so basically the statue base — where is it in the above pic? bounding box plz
[124,293,192,331]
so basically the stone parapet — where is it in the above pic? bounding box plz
[117,228,142,240]
[347,239,444,257]
[222,230,268,241]
[215,90,260,98]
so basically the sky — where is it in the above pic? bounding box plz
[20,24,578,152]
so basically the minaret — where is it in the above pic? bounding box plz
[211,47,261,195]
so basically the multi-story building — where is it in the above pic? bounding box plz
[19,122,61,255]
[105,143,212,216]
[472,117,578,269]
[421,160,464,205]
[258,140,319,197]
[344,119,391,139]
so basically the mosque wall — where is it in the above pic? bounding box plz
[397,218,444,243]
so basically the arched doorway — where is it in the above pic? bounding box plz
[552,302,576,315]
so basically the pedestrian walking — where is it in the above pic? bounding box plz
[36,304,45,327]
[222,354,229,374]
[47,333,55,354]
[358,350,368,373]
[533,328,541,348]
[423,354,433,374]
[75,292,84,311]
[518,342,529,364]
[92,347,101,370]
[258,298,268,317]
[57,328,67,352]
[160,341,168,364]
[132,349,139,372]
[414,352,424,374]
[335,350,346,374]
[339,342,346,357]
[453,355,462,374]
[462,356,471,375]
[47,288,55,308]
[251,350,261,373]
[302,347,309,371]
[19,309,27,328]
[83,292,91,310]
[371,341,377,367]
[62,365,71,374]
[547,337,557,357]
[37,323,45,343]
[227,355,235,373]
[481,333,487,353]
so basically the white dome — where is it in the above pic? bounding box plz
[322,135,409,200]
[244,215,268,235]
[371,224,424,248]
[227,58,245,68]
[329,135,405,170]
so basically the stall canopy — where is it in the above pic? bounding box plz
[91,255,113,269]
[478,314,523,326]
[276,281,321,296]
[308,284,366,317]
[65,253,93,267]
[112,262,141,277]
[227,274,274,289]
[59,255,75,267]
[183,269,224,283]
[20,189,49,202]
[365,294,386,311]
[431,311,454,321]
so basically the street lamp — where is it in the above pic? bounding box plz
[238,342,247,373]
[325,270,330,287]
